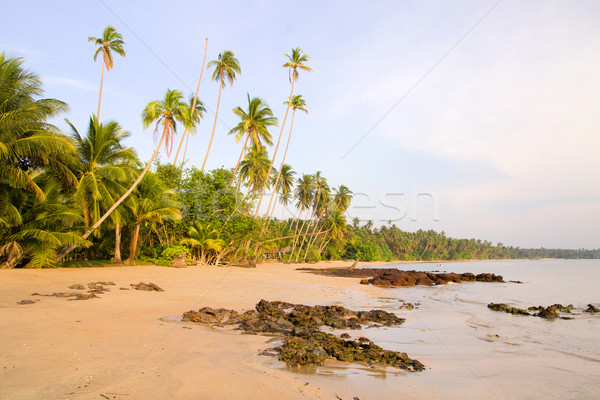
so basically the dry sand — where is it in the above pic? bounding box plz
[0,261,434,400]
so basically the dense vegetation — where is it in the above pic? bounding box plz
[1,27,597,268]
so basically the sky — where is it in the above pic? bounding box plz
[2,0,599,249]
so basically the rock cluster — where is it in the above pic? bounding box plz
[585,304,599,313]
[302,268,503,287]
[130,282,164,291]
[487,303,582,320]
[182,299,424,371]
[23,281,163,304]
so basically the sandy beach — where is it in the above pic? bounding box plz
[0,261,423,400]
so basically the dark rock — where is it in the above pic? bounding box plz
[487,303,530,315]
[273,331,425,371]
[182,307,241,325]
[31,291,99,300]
[299,268,504,288]
[181,299,420,371]
[68,284,85,290]
[340,333,351,339]
[17,299,38,305]
[69,293,99,301]
[585,304,599,313]
[32,292,82,298]
[169,252,188,268]
[130,282,164,291]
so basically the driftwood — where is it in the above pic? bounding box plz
[348,258,360,270]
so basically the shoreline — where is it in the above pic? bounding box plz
[0,261,416,399]
[2,260,595,399]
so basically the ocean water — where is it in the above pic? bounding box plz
[313,260,600,399]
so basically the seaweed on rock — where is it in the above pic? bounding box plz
[182,299,423,371]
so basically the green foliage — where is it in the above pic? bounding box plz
[160,245,188,260]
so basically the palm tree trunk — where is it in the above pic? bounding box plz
[294,208,314,262]
[201,69,224,172]
[114,221,122,263]
[56,124,168,261]
[303,216,321,261]
[230,135,249,188]
[318,236,332,258]
[267,190,280,219]
[254,79,296,216]
[174,38,209,166]
[96,60,105,119]
[126,222,141,265]
[173,127,190,166]
[285,207,302,263]
[265,108,297,221]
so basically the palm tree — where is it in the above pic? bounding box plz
[332,185,353,213]
[58,89,187,260]
[180,221,225,265]
[67,116,138,261]
[238,143,270,195]
[228,94,277,187]
[173,38,209,167]
[0,53,75,199]
[125,172,181,265]
[173,94,206,166]
[1,176,90,268]
[0,53,84,267]
[288,174,314,262]
[265,94,307,217]
[88,25,126,119]
[301,172,329,261]
[318,209,347,258]
[267,163,295,219]
[254,48,311,216]
[68,116,137,227]
[201,50,241,171]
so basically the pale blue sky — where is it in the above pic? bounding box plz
[2,0,599,249]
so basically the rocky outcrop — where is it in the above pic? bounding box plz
[488,303,579,320]
[487,303,530,315]
[130,282,164,291]
[301,267,504,287]
[182,299,422,371]
[584,304,599,313]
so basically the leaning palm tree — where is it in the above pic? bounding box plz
[288,174,314,262]
[265,94,307,218]
[173,38,209,167]
[228,94,277,187]
[317,209,347,258]
[301,172,329,261]
[201,50,241,171]
[57,89,187,260]
[254,48,311,216]
[88,25,126,119]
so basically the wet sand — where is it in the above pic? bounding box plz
[0,261,429,400]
